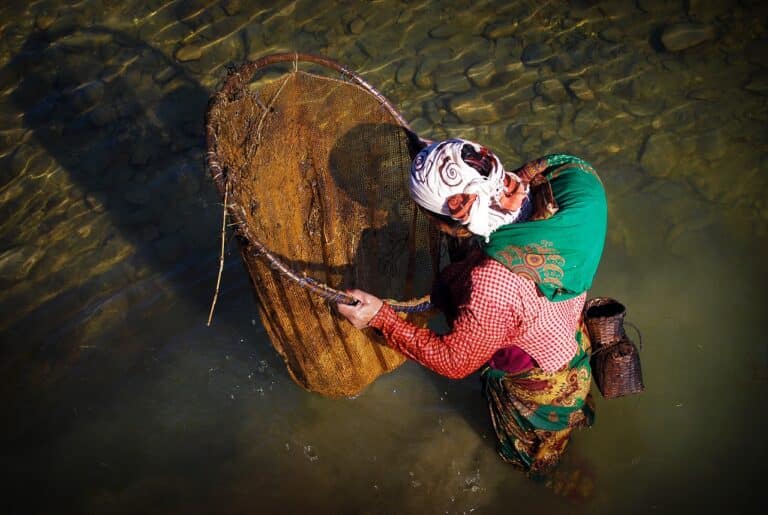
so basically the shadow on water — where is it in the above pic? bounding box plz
[2,26,233,367]
[328,121,498,448]
[1,27,292,513]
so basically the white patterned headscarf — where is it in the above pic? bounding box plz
[409,138,530,241]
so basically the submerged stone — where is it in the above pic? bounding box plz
[244,25,264,59]
[124,185,150,205]
[414,60,435,90]
[153,66,176,84]
[687,0,731,22]
[687,87,722,100]
[567,78,595,101]
[348,17,365,35]
[85,193,106,213]
[175,44,203,62]
[531,96,549,113]
[466,60,495,88]
[746,39,768,67]
[221,0,242,16]
[534,79,567,102]
[434,73,472,94]
[35,14,56,30]
[89,104,117,127]
[72,81,104,111]
[395,59,416,85]
[450,94,498,123]
[599,27,625,43]
[660,23,715,52]
[639,132,678,177]
[573,109,598,134]
[10,147,32,177]
[483,21,518,40]
[521,42,554,66]
[690,129,726,161]
[429,25,458,40]
[744,71,768,96]
[0,246,45,282]
[625,98,665,118]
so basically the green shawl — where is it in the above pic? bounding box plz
[483,154,607,301]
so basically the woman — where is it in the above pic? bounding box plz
[337,138,607,475]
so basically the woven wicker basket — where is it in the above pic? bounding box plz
[591,339,645,399]
[584,297,626,349]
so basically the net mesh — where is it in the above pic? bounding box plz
[208,66,439,397]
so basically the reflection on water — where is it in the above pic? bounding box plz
[0,0,766,513]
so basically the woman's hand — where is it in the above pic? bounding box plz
[336,289,384,329]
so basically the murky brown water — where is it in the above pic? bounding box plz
[1,1,766,514]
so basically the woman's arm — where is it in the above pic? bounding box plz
[338,258,520,379]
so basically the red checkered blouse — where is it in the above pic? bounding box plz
[369,249,586,378]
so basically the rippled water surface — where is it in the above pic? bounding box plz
[1,1,767,514]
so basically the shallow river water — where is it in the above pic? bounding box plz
[1,1,767,514]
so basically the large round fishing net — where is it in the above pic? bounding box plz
[206,53,440,397]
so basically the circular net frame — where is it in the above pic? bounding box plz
[206,55,439,397]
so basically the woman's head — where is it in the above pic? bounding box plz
[409,138,530,241]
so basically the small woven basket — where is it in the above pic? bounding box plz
[591,339,645,399]
[584,297,626,349]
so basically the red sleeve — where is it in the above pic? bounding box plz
[369,258,520,379]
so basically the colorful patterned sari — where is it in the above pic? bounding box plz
[481,322,595,475]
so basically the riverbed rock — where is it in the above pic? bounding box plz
[72,81,104,111]
[466,60,495,88]
[414,60,436,90]
[745,38,768,67]
[0,246,45,282]
[89,105,118,127]
[395,59,416,85]
[35,14,57,30]
[243,24,264,59]
[434,71,472,94]
[744,71,768,96]
[534,79,567,103]
[625,98,665,118]
[9,147,32,177]
[221,0,242,16]
[660,23,715,52]
[639,132,679,177]
[687,87,723,101]
[483,21,518,40]
[450,93,498,124]
[567,78,595,101]
[124,184,151,205]
[429,24,458,40]
[599,27,625,43]
[694,129,727,161]
[521,42,554,66]
[348,16,365,35]
[687,0,731,22]
[152,66,176,85]
[175,44,203,62]
[85,193,106,213]
[573,109,598,134]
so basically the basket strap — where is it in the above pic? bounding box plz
[624,321,642,350]
[591,321,643,359]
[590,344,613,358]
